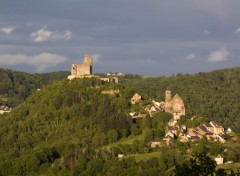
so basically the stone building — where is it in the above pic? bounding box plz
[131,93,141,104]
[68,54,118,83]
[165,90,185,120]
[68,54,92,79]
[0,106,13,114]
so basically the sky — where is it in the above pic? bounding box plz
[0,0,240,76]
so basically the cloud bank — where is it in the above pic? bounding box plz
[208,47,230,62]
[235,27,240,33]
[0,53,68,72]
[31,26,72,42]
[0,26,15,35]
[185,53,196,60]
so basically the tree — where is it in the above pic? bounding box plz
[209,143,222,156]
[86,158,103,176]
[107,129,118,144]
[174,152,216,176]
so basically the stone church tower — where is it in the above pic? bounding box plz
[165,90,172,113]
[165,90,185,120]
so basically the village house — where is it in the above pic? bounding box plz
[209,121,225,134]
[129,112,141,119]
[150,139,161,148]
[0,105,13,114]
[168,118,177,126]
[152,100,165,111]
[215,154,224,165]
[225,128,232,134]
[165,125,187,140]
[117,154,125,159]
[107,72,125,76]
[178,134,188,142]
[215,134,226,143]
[183,121,227,143]
[131,93,141,104]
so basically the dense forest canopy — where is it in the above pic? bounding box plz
[0,78,135,175]
[0,68,69,106]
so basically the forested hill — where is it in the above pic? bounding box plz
[0,78,133,175]
[0,68,240,175]
[0,68,69,106]
[120,67,240,131]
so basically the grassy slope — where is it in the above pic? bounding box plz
[217,163,240,172]
[103,128,150,149]
[126,151,162,162]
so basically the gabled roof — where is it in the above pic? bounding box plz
[210,121,222,128]
[171,94,183,103]
[206,132,213,135]
[190,136,200,140]
[198,125,208,133]
[204,123,213,128]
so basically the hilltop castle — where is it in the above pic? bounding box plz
[68,54,118,83]
[68,54,93,79]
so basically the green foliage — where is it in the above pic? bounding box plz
[0,68,69,106]
[175,152,216,176]
[1,67,240,175]
[0,78,134,175]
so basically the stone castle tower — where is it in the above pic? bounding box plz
[165,90,185,120]
[68,54,119,83]
[84,54,92,65]
[70,54,92,78]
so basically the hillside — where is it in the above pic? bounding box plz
[120,67,240,131]
[0,72,240,175]
[0,78,134,175]
[0,68,70,106]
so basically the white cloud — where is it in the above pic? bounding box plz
[0,26,15,35]
[0,53,68,72]
[185,53,196,60]
[235,27,240,33]
[54,30,72,41]
[31,26,72,42]
[208,47,230,62]
[144,58,155,64]
[204,29,211,35]
[92,54,101,64]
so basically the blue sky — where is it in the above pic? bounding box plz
[0,0,240,76]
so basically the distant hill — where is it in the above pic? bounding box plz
[120,67,240,131]
[0,68,70,106]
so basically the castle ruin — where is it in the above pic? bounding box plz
[68,54,118,83]
[68,54,93,79]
